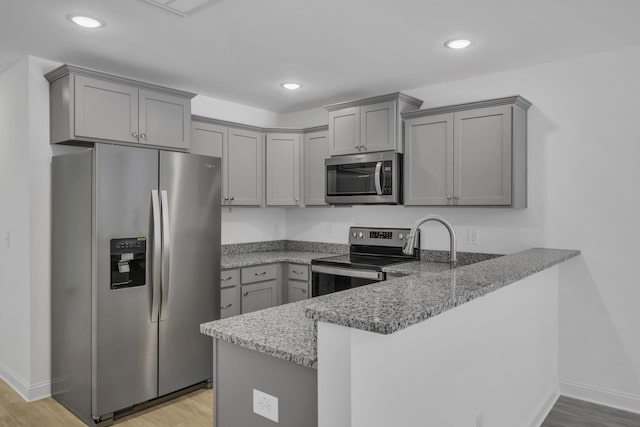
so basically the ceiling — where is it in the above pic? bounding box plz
[1,0,640,113]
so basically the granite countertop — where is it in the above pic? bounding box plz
[202,247,580,369]
[221,250,335,269]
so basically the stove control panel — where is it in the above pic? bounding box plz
[348,227,418,248]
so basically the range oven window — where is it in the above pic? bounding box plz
[326,162,379,196]
[312,270,379,297]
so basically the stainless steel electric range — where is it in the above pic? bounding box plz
[311,227,420,297]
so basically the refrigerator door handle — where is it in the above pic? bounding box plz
[151,190,161,322]
[160,190,171,321]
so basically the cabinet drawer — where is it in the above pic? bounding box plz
[220,269,239,288]
[288,264,309,281]
[241,264,277,284]
[220,286,240,319]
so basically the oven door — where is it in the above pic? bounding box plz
[311,265,385,297]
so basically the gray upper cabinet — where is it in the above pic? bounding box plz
[46,65,195,150]
[227,127,264,206]
[325,93,423,156]
[266,133,301,206]
[190,119,226,205]
[304,130,329,206]
[138,89,190,150]
[403,96,531,208]
[360,101,396,153]
[74,76,139,144]
[328,107,360,156]
[404,113,454,206]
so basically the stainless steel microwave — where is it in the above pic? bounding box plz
[325,151,402,204]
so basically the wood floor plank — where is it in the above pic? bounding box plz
[542,395,640,427]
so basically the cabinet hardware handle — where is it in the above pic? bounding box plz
[301,289,307,293]
[132,131,138,138]
[230,196,235,201]
[254,271,267,276]
[293,270,303,274]
[295,197,299,202]
[140,133,147,140]
[221,276,233,281]
[446,196,451,200]
[243,291,248,297]
[221,304,232,309]
[223,196,229,201]
[453,196,459,200]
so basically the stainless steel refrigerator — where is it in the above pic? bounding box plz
[51,144,221,426]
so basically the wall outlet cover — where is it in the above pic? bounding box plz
[253,388,279,422]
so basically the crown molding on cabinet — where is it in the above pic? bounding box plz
[401,95,532,120]
[323,92,423,112]
[45,64,196,99]
[191,115,328,134]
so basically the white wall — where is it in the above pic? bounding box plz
[192,94,280,128]
[318,267,561,427]
[276,106,327,129]
[291,45,640,411]
[0,56,63,401]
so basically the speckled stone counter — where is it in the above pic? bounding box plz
[221,250,336,269]
[202,247,579,368]
[306,248,580,334]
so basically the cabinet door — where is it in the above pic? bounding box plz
[139,89,190,150]
[360,100,396,153]
[329,107,360,156]
[191,121,228,203]
[454,106,512,206]
[74,75,139,143]
[241,280,277,314]
[227,128,263,206]
[220,286,240,319]
[266,133,301,206]
[288,280,309,303]
[304,131,329,206]
[404,114,454,205]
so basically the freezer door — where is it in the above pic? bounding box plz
[94,145,159,417]
[158,152,221,395]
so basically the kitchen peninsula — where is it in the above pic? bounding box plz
[201,246,579,427]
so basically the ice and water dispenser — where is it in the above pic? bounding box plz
[110,237,147,289]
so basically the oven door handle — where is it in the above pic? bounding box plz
[312,265,385,281]
[374,161,383,195]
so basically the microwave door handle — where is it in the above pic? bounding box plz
[374,161,383,195]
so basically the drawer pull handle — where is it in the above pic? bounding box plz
[301,289,307,293]
[221,304,232,309]
[254,272,267,276]
[221,276,233,281]
[292,270,303,274]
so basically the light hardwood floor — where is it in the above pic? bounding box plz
[0,380,214,426]
[4,379,640,427]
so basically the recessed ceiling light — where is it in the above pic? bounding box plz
[68,15,105,29]
[444,39,473,49]
[281,82,302,90]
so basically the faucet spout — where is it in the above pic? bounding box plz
[402,215,457,268]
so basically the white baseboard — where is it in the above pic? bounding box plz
[528,385,560,427]
[0,360,51,402]
[560,379,640,414]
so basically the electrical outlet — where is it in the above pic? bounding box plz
[476,413,484,427]
[467,228,479,245]
[253,389,278,422]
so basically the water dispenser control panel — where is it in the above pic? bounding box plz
[110,237,146,290]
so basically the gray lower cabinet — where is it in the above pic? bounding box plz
[304,130,329,206]
[403,96,531,208]
[287,264,310,303]
[241,281,278,314]
[220,270,240,319]
[266,133,301,206]
[46,65,194,150]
